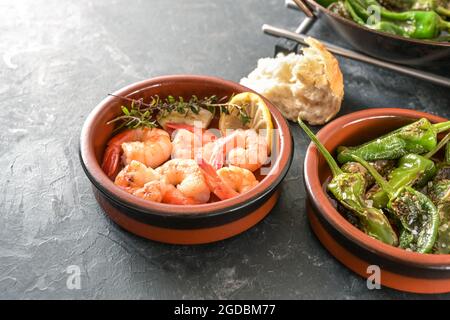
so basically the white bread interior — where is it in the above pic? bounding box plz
[240,37,344,125]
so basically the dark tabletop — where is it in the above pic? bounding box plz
[1,0,449,300]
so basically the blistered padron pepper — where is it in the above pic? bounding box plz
[337,118,450,164]
[352,155,439,253]
[378,0,413,10]
[380,0,450,18]
[429,187,450,254]
[341,160,395,189]
[316,0,340,7]
[298,118,398,246]
[328,0,352,18]
[413,0,450,17]
[369,132,450,209]
[428,141,450,254]
[345,0,450,39]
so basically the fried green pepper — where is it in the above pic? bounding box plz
[369,132,450,208]
[436,139,450,172]
[316,0,340,7]
[446,138,450,164]
[382,0,450,17]
[429,183,450,254]
[298,118,398,246]
[433,203,450,253]
[370,154,435,208]
[342,160,395,188]
[414,0,450,15]
[329,0,352,18]
[434,157,450,182]
[352,155,439,253]
[428,142,450,254]
[379,0,413,10]
[345,0,450,38]
[429,177,450,203]
[337,118,450,164]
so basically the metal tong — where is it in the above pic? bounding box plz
[263,0,450,88]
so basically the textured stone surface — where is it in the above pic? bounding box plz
[0,0,449,299]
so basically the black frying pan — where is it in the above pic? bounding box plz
[294,0,450,66]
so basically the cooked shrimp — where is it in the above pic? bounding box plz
[133,181,166,203]
[115,160,160,189]
[199,161,258,200]
[171,127,218,163]
[166,123,217,144]
[201,141,217,164]
[114,160,166,202]
[217,166,259,194]
[198,160,238,200]
[102,127,172,179]
[171,128,199,160]
[156,159,210,205]
[210,129,268,172]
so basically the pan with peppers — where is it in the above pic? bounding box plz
[300,116,450,254]
[317,0,450,41]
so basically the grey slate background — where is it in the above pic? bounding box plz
[0,0,449,299]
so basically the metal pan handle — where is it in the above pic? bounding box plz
[291,0,315,18]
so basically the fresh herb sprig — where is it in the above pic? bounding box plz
[214,95,252,126]
[106,97,158,132]
[107,94,251,131]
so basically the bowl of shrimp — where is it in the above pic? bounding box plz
[79,75,293,244]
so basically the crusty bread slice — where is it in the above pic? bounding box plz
[240,37,344,125]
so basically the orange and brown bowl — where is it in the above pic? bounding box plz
[304,108,450,294]
[79,75,293,245]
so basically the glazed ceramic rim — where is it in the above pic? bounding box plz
[304,108,450,268]
[80,75,293,218]
[307,0,450,47]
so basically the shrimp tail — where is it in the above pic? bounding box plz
[101,129,140,179]
[101,145,122,179]
[198,159,239,200]
[163,185,201,205]
[210,150,225,170]
[209,132,239,170]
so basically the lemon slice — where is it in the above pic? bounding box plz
[219,92,273,153]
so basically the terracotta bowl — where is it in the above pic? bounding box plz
[304,108,450,294]
[80,75,293,245]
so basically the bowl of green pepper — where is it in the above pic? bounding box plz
[295,0,450,66]
[301,108,450,294]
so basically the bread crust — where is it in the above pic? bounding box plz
[305,37,344,103]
